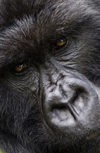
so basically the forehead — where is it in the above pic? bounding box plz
[0,0,91,25]
[0,0,92,38]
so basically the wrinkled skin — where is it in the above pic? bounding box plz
[0,0,100,153]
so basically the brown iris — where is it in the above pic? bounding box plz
[15,63,29,73]
[55,37,67,49]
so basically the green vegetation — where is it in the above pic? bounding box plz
[0,149,5,153]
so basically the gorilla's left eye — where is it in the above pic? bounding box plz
[14,63,29,73]
[54,36,68,49]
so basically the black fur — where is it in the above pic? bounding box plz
[0,0,100,153]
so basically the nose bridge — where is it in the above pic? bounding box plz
[44,78,75,104]
[40,67,61,88]
[40,57,70,87]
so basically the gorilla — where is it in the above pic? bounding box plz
[0,0,100,152]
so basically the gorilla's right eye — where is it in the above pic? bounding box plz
[13,63,29,74]
[54,36,68,50]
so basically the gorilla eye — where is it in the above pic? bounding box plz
[54,36,68,49]
[14,63,29,73]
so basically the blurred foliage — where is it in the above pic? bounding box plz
[0,149,5,153]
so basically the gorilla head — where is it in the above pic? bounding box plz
[0,0,100,153]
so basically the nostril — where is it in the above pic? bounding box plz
[71,88,85,104]
[50,103,68,112]
[45,84,85,113]
[70,88,89,113]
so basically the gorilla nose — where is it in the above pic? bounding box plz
[43,77,98,129]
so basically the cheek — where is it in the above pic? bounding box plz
[2,69,39,92]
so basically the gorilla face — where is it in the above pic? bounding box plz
[0,0,100,153]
